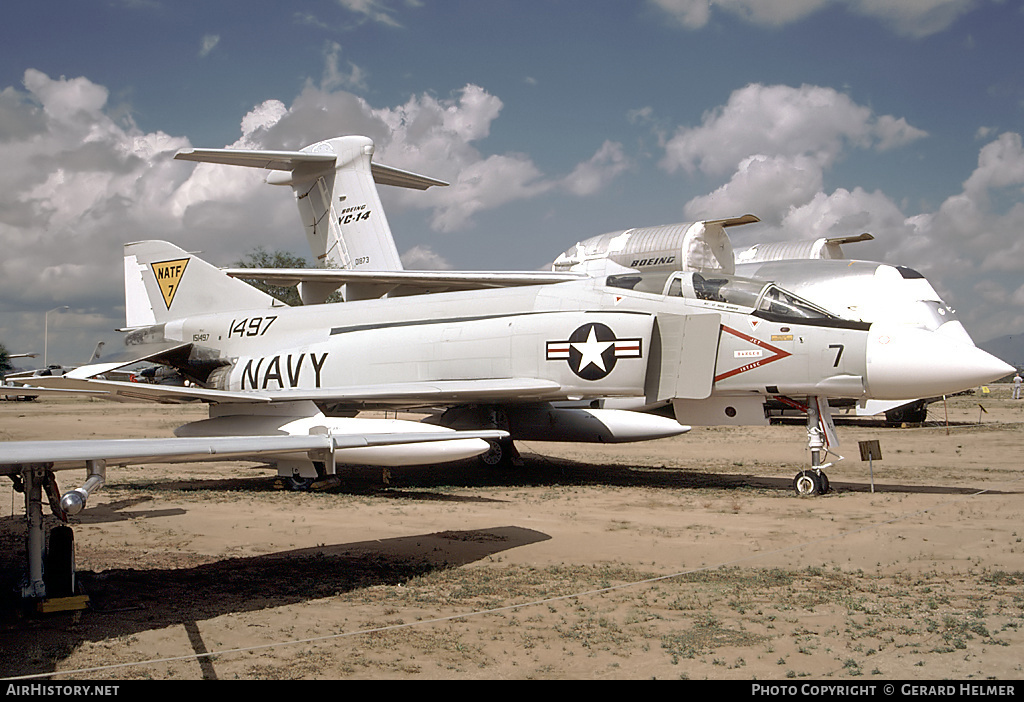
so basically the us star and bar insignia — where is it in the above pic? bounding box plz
[546,322,642,380]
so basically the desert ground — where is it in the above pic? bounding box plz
[1,389,1023,681]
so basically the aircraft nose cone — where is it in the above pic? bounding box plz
[866,325,1014,400]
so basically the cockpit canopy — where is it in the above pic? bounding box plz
[606,271,844,324]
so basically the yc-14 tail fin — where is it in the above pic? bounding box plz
[175,136,448,275]
[124,240,283,327]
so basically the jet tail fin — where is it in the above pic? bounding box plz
[175,136,448,275]
[124,240,283,327]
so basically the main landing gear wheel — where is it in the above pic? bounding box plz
[44,525,76,598]
[479,439,522,468]
[793,470,828,497]
[287,476,315,491]
[479,439,507,466]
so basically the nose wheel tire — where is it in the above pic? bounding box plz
[793,470,827,496]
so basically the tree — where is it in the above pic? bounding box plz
[0,342,12,374]
[233,247,309,306]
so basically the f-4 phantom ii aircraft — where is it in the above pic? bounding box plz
[8,231,1011,599]
[175,135,1013,481]
[18,237,1011,490]
[177,136,1007,435]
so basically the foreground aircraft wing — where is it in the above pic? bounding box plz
[23,375,565,407]
[224,267,585,294]
[0,430,509,473]
[2,383,109,399]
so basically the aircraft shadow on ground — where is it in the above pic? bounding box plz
[0,525,549,679]
[110,454,1019,499]
[1,452,1013,678]
[310,454,1019,497]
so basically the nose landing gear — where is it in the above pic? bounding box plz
[790,396,840,496]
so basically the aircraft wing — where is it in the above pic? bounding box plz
[19,375,269,403]
[0,429,509,473]
[23,375,566,407]
[2,383,108,399]
[224,267,585,294]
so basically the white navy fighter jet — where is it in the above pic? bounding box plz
[20,239,1009,477]
[6,231,1010,600]
[175,135,1012,479]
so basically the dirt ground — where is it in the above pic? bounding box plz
[2,389,1023,680]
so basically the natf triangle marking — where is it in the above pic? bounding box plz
[150,258,189,309]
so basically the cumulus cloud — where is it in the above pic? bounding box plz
[649,0,979,38]
[846,0,978,39]
[400,244,453,269]
[888,131,1024,337]
[320,42,368,92]
[660,82,1024,340]
[0,71,198,359]
[683,153,825,222]
[0,69,631,360]
[199,34,220,58]
[663,84,926,178]
[564,141,632,197]
[334,0,403,27]
[670,84,925,223]
[213,82,629,232]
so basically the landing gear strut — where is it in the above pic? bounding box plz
[13,465,75,600]
[791,396,838,496]
[11,462,103,607]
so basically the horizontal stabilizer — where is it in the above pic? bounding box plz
[371,162,449,190]
[64,341,193,379]
[175,148,337,172]
[175,147,448,190]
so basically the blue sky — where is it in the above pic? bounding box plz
[2,0,1023,365]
